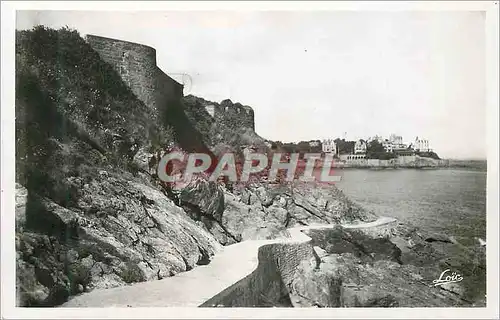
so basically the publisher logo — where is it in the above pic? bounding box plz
[432,269,464,286]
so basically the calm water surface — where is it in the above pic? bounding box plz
[334,168,487,246]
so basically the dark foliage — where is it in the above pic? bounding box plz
[416,151,440,160]
[16,26,157,158]
[366,140,397,160]
[182,96,215,146]
[272,140,322,157]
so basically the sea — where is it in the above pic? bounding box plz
[333,167,487,247]
[330,166,488,305]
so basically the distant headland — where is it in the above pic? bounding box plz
[264,135,452,169]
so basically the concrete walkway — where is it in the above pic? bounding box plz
[61,216,396,308]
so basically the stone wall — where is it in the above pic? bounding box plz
[200,232,313,307]
[85,35,183,121]
[334,155,449,168]
[215,99,255,131]
[85,35,255,134]
[202,99,255,131]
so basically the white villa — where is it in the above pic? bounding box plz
[322,139,337,154]
[354,139,367,154]
[319,134,431,161]
[382,140,394,153]
[369,135,384,144]
[389,134,403,146]
[367,134,418,153]
[414,137,430,152]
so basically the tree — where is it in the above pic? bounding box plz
[334,139,355,155]
[367,140,385,154]
[366,140,396,160]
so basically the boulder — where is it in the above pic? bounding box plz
[179,178,225,221]
[424,233,455,244]
[304,227,403,264]
[131,147,153,173]
[291,252,463,308]
[15,173,222,307]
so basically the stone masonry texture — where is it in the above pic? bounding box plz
[85,35,255,134]
[85,35,184,122]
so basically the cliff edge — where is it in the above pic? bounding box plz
[15,27,485,309]
[15,27,377,307]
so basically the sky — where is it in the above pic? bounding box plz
[16,10,487,159]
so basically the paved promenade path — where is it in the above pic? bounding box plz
[61,216,396,308]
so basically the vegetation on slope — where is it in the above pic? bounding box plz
[15,26,225,307]
[15,26,171,200]
[14,26,411,308]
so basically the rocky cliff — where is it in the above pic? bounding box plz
[15,26,223,306]
[14,26,484,308]
[291,222,486,307]
[182,95,267,153]
[14,26,377,307]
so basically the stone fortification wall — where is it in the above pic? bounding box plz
[191,96,255,131]
[85,35,256,136]
[213,99,255,131]
[85,35,183,122]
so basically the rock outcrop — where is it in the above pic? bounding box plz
[14,26,378,307]
[289,222,486,307]
[14,26,223,307]
[14,26,484,309]
[15,173,222,306]
[182,95,266,151]
[177,180,378,246]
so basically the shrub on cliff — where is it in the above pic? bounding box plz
[182,95,266,152]
[182,96,215,146]
[15,26,223,306]
[15,25,182,231]
[15,26,166,163]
